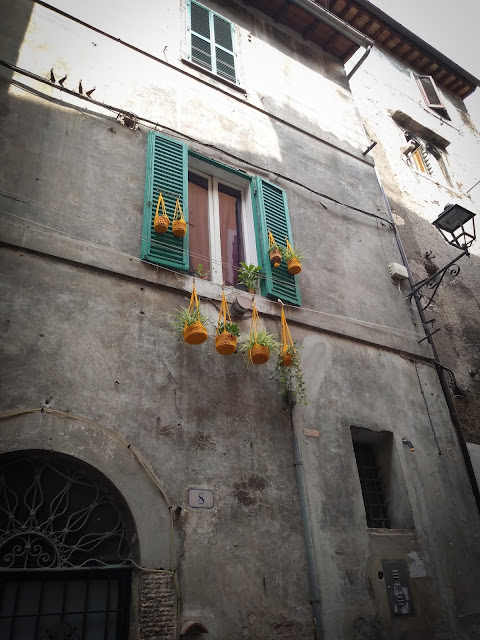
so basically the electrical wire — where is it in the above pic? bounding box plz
[0,207,422,337]
[1,58,393,229]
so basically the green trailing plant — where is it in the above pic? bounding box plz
[171,306,210,336]
[238,263,262,291]
[273,344,308,405]
[281,244,305,262]
[216,321,240,337]
[240,329,280,364]
[194,262,211,279]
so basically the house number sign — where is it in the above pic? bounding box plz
[188,488,214,509]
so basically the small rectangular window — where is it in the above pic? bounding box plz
[415,75,450,120]
[351,427,414,530]
[188,0,237,84]
[353,442,390,528]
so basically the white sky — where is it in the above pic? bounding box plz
[368,0,480,121]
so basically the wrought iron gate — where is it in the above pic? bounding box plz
[0,452,136,640]
[0,567,131,640]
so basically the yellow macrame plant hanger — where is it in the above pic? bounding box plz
[285,237,302,274]
[172,197,187,238]
[183,282,208,345]
[215,291,237,355]
[153,192,169,234]
[280,306,295,366]
[248,300,270,365]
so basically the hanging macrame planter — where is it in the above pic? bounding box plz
[215,292,237,355]
[285,238,302,275]
[153,192,169,234]
[172,197,187,238]
[183,283,208,345]
[268,230,282,268]
[248,301,270,365]
[280,307,295,367]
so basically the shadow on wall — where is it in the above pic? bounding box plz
[387,194,480,443]
[0,0,33,104]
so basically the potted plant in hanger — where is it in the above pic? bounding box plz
[216,320,240,355]
[268,231,282,268]
[282,239,304,275]
[239,300,280,365]
[241,328,280,365]
[238,263,262,293]
[171,284,209,345]
[215,291,240,355]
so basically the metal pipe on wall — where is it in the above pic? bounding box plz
[374,167,480,515]
[290,403,324,640]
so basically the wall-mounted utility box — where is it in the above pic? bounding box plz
[388,262,409,280]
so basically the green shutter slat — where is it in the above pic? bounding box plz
[141,132,189,271]
[254,177,301,306]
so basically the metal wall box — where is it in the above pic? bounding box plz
[382,559,414,615]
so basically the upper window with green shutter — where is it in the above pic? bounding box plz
[187,0,237,84]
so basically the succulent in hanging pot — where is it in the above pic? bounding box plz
[268,230,282,268]
[241,329,280,365]
[282,240,304,275]
[238,262,262,293]
[215,321,240,355]
[171,284,209,345]
[171,306,209,344]
[153,193,169,234]
[172,197,187,237]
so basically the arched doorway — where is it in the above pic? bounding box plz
[0,450,137,640]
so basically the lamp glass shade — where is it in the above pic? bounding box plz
[432,204,475,233]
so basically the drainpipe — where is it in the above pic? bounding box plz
[347,45,372,80]
[373,167,480,515]
[290,402,324,640]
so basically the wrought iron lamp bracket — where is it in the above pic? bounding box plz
[407,248,469,311]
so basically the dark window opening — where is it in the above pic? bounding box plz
[353,442,390,529]
[351,427,414,530]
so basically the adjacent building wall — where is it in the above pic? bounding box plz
[1,1,480,638]
[349,45,480,443]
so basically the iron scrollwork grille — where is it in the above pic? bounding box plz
[0,453,132,569]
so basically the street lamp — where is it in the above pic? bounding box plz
[407,204,476,310]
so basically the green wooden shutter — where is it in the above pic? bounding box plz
[141,132,189,271]
[213,14,236,82]
[189,1,213,72]
[254,177,301,306]
[188,1,236,83]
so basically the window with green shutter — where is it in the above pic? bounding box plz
[187,0,237,84]
[253,177,301,306]
[142,135,301,306]
[141,132,189,271]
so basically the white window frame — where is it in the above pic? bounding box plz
[188,156,257,285]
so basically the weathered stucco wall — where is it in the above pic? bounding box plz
[350,46,480,443]
[1,1,480,639]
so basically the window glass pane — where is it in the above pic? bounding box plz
[218,183,243,286]
[188,172,211,277]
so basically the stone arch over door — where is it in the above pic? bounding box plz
[0,410,177,640]
[0,410,171,568]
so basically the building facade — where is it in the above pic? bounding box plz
[1,1,480,639]
[345,1,480,447]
